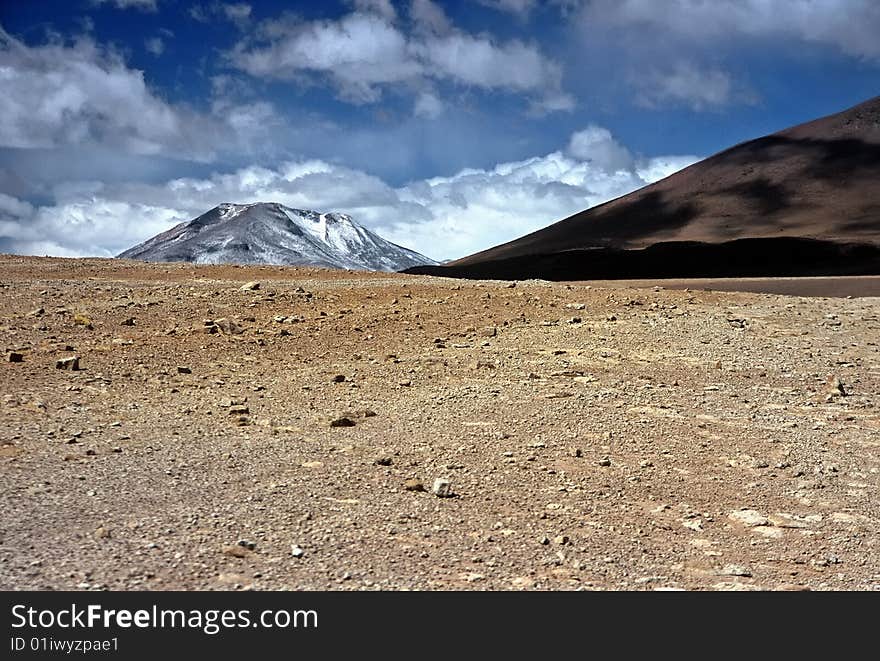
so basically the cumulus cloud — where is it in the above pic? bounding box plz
[229,5,571,112]
[1,128,697,260]
[0,27,284,162]
[566,126,634,172]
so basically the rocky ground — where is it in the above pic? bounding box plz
[1,256,878,591]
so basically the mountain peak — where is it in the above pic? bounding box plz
[118,202,436,271]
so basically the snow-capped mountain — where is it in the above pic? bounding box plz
[117,202,436,271]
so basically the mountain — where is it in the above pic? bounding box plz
[405,96,880,280]
[118,202,436,271]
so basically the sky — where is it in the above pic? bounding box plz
[0,0,878,261]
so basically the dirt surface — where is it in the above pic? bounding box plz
[1,256,878,591]
[571,275,880,298]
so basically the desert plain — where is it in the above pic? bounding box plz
[1,256,878,591]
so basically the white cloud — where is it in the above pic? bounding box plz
[413,90,444,119]
[1,127,697,260]
[567,125,634,172]
[583,0,880,60]
[410,0,452,34]
[350,0,398,22]
[474,0,538,18]
[0,27,284,162]
[634,63,756,111]
[230,7,571,111]
[92,0,158,11]
[222,2,252,23]
[144,36,165,56]
[231,12,420,103]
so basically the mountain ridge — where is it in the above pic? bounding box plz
[118,202,436,272]
[418,95,880,280]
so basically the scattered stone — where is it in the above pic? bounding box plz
[825,374,847,397]
[240,281,261,291]
[237,539,257,551]
[223,545,251,559]
[7,351,23,363]
[214,318,244,335]
[177,366,192,374]
[120,317,135,326]
[94,526,111,539]
[480,326,497,337]
[28,307,45,317]
[332,374,346,383]
[569,448,583,458]
[330,417,356,428]
[728,509,769,527]
[565,303,586,310]
[374,456,393,466]
[291,545,305,558]
[431,478,453,498]
[568,317,582,324]
[554,535,570,546]
[56,356,80,370]
[404,478,425,492]
[228,405,249,415]
[719,564,752,577]
[597,457,612,467]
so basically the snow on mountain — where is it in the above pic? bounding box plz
[117,202,437,271]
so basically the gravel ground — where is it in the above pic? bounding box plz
[1,256,878,591]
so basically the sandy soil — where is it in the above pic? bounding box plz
[1,256,878,591]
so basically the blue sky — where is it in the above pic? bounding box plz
[0,0,878,260]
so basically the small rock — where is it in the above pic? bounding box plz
[331,374,346,383]
[56,356,80,370]
[240,281,261,291]
[719,564,752,577]
[228,405,250,415]
[825,374,847,397]
[177,366,192,374]
[539,536,550,545]
[554,535,570,546]
[728,509,769,527]
[120,317,135,326]
[291,545,305,558]
[237,539,257,551]
[330,417,356,428]
[597,457,612,467]
[374,456,393,466]
[6,351,23,363]
[404,478,425,492]
[431,478,453,498]
[214,318,244,335]
[223,545,251,559]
